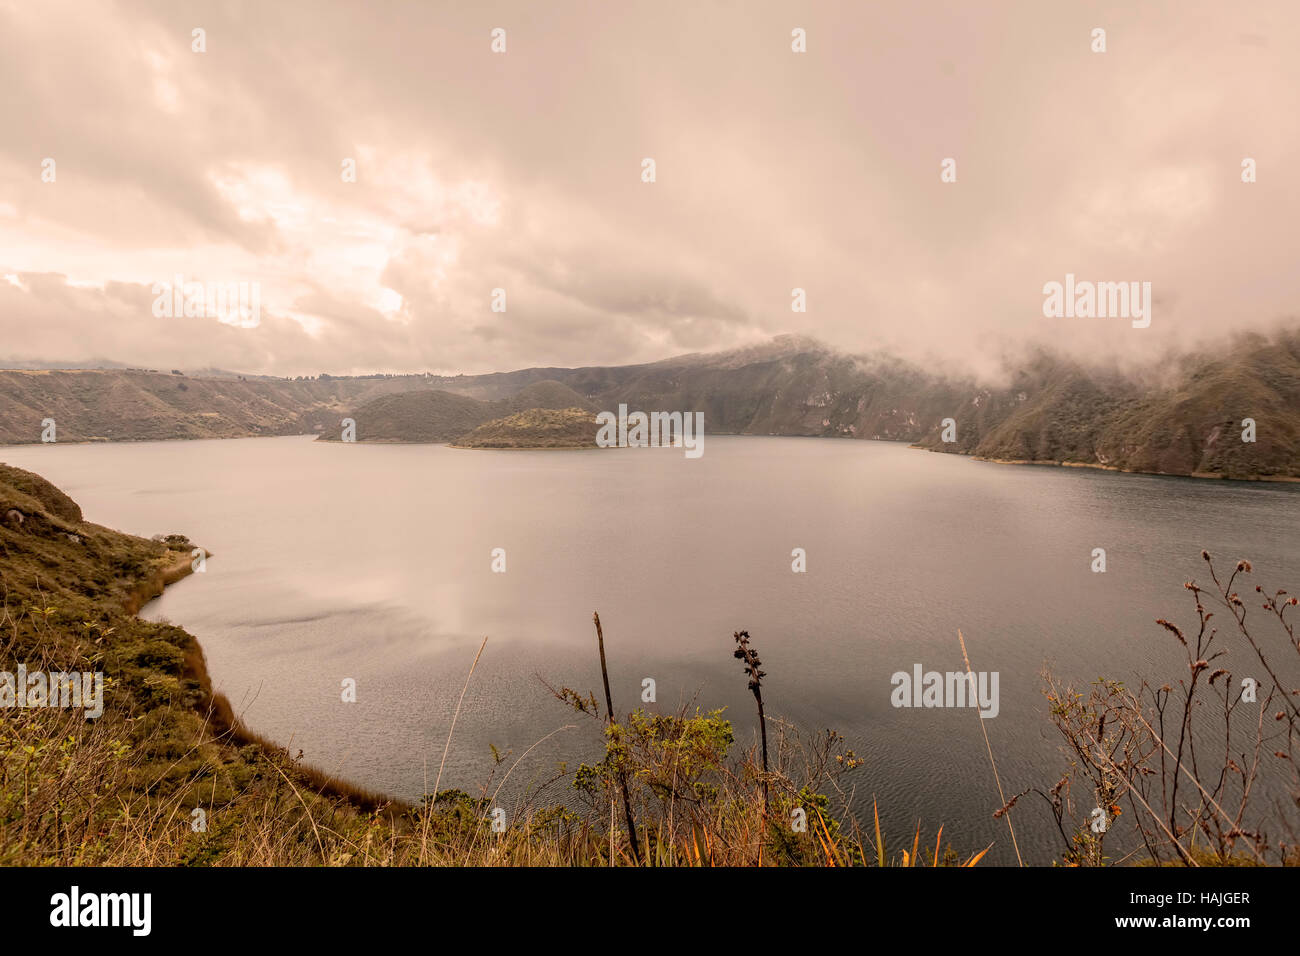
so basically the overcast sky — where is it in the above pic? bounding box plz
[1,0,1297,377]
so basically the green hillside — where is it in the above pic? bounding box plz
[452,407,601,448]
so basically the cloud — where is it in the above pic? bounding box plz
[0,0,1296,376]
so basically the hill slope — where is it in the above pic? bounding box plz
[452,407,601,448]
[913,332,1300,479]
[324,379,595,443]
[0,461,406,865]
[3,331,1299,478]
[0,369,440,443]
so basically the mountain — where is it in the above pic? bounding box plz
[0,368,440,443]
[913,331,1300,479]
[356,335,962,441]
[2,330,1298,479]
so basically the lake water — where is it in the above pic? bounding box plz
[4,435,1298,864]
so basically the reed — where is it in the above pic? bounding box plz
[593,611,640,864]
[733,630,769,812]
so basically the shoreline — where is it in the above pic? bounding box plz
[909,444,1300,484]
[130,545,408,816]
[0,432,318,447]
[6,430,1295,482]
[316,437,604,449]
[122,549,204,615]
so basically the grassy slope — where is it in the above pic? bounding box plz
[914,331,1300,479]
[0,462,400,865]
[1099,333,1300,477]
[452,407,600,448]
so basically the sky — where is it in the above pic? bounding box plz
[1,0,1297,378]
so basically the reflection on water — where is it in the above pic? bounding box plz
[3,435,1297,863]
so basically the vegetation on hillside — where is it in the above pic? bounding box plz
[3,330,1298,478]
[0,368,440,444]
[916,331,1300,479]
[325,388,493,443]
[322,379,595,443]
[452,407,599,448]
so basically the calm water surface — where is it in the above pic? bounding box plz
[4,435,1297,863]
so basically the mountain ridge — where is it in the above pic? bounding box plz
[2,330,1298,479]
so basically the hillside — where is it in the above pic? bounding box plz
[322,339,967,444]
[323,379,595,443]
[452,407,601,448]
[325,388,491,442]
[0,461,384,863]
[913,331,1300,479]
[3,331,1299,478]
[0,369,439,443]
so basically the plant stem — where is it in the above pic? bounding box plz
[594,611,640,864]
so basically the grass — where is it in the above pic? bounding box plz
[452,407,600,448]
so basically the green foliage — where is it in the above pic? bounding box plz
[573,708,734,807]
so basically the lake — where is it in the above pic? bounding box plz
[4,434,1297,864]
